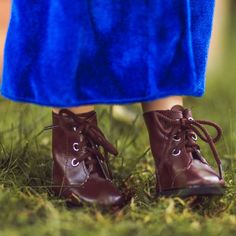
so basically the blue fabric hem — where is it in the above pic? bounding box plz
[1,89,205,107]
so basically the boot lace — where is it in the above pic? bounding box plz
[45,109,118,180]
[153,109,223,179]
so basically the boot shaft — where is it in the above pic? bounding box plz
[51,110,100,189]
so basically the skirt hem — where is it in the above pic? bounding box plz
[1,89,205,107]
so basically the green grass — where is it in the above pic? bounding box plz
[0,59,236,235]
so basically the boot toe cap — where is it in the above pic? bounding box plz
[70,176,125,207]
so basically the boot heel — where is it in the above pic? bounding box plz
[157,185,226,198]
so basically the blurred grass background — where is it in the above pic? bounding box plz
[0,1,236,235]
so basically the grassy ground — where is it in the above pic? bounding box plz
[0,54,236,235]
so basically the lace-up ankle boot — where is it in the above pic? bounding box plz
[51,109,126,207]
[143,105,225,197]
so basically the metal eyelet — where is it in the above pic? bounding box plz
[172,135,181,142]
[171,149,181,157]
[73,142,79,152]
[71,158,80,167]
[192,133,198,141]
[73,127,77,132]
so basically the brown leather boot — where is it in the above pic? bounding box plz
[50,109,126,208]
[143,105,225,197]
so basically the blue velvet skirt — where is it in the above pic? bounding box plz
[1,0,215,107]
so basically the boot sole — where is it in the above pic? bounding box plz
[157,185,226,198]
[52,188,131,211]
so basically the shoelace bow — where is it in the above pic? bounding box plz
[45,109,118,180]
[153,110,223,179]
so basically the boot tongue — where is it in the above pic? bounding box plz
[171,105,184,112]
[75,110,98,125]
[158,105,183,120]
[153,106,182,130]
[170,105,193,120]
[57,110,98,127]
